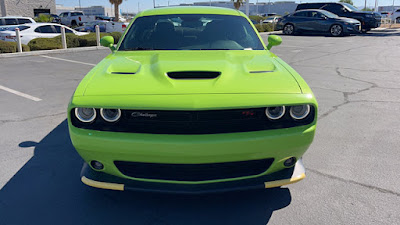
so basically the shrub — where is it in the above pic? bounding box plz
[28,38,62,51]
[0,40,30,53]
[254,23,275,32]
[27,32,123,51]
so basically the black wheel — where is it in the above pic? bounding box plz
[396,17,400,23]
[330,24,343,37]
[283,24,295,35]
[71,20,77,27]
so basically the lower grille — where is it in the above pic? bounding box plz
[114,159,274,182]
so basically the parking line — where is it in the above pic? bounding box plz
[0,85,42,102]
[40,55,96,66]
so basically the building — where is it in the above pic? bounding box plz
[168,1,297,16]
[378,5,400,12]
[0,0,56,17]
[56,5,114,17]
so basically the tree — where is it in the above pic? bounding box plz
[231,0,245,10]
[109,0,123,22]
[339,0,354,5]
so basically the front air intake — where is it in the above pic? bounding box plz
[167,71,221,79]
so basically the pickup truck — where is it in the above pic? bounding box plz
[59,11,95,27]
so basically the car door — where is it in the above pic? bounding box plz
[291,11,313,31]
[33,25,57,39]
[308,11,331,32]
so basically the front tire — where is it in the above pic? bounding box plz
[330,24,343,37]
[396,17,400,23]
[283,24,295,35]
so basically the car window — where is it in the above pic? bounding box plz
[5,18,18,25]
[0,19,3,25]
[321,4,343,14]
[34,25,55,33]
[293,11,308,17]
[310,11,324,18]
[54,25,74,33]
[119,14,264,51]
[71,12,83,16]
[297,3,324,10]
[17,19,32,24]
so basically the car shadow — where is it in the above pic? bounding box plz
[0,120,292,225]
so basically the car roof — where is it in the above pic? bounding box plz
[295,9,330,13]
[298,2,341,5]
[138,6,242,17]
[0,16,33,19]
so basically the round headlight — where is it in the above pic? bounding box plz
[265,106,286,120]
[100,108,121,122]
[75,108,96,123]
[290,105,310,120]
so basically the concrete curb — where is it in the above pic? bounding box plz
[0,46,108,58]
[260,31,282,36]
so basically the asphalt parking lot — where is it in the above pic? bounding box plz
[1,29,400,225]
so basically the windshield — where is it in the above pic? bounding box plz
[343,3,360,12]
[119,14,264,51]
[0,25,30,31]
[321,11,339,18]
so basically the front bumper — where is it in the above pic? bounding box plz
[80,159,306,193]
[69,124,315,184]
[345,23,362,34]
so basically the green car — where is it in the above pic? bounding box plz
[68,6,318,193]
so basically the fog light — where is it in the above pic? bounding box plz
[284,157,296,167]
[90,160,104,170]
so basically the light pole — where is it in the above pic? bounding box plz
[153,0,156,8]
[78,0,81,10]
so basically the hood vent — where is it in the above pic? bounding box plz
[167,71,221,79]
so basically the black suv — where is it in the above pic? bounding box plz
[296,2,381,32]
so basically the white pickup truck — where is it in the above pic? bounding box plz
[59,11,95,27]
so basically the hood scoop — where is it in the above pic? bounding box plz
[167,71,221,79]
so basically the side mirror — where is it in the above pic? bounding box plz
[267,35,282,50]
[100,36,116,52]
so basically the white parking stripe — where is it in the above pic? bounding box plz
[40,55,96,66]
[0,85,42,102]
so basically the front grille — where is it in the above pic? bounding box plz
[71,106,315,134]
[114,159,274,181]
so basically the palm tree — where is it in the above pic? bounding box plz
[232,0,245,10]
[109,0,123,22]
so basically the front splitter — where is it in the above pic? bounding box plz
[80,159,305,194]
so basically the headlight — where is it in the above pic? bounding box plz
[265,106,285,120]
[100,108,121,122]
[75,108,96,123]
[290,105,310,120]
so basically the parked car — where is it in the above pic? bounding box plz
[277,9,361,36]
[59,11,96,27]
[75,20,108,32]
[390,8,400,23]
[0,23,88,45]
[296,2,381,32]
[0,17,36,26]
[262,16,280,23]
[95,15,112,21]
[105,21,128,33]
[68,6,318,193]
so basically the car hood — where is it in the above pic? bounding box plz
[335,17,360,23]
[81,50,301,96]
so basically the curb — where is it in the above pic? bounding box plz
[0,46,108,58]
[260,31,282,35]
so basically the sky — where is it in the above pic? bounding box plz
[55,0,399,13]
